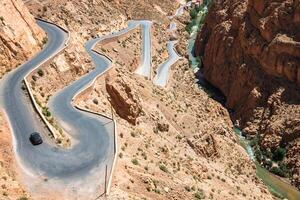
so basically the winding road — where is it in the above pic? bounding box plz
[0,19,152,196]
[153,41,181,87]
[134,21,152,79]
[152,2,190,87]
[0,19,114,180]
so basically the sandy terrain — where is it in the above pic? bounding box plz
[74,12,274,200]
[0,111,30,200]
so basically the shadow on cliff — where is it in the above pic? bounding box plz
[195,68,229,110]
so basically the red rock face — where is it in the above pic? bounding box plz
[106,74,142,125]
[195,0,300,189]
[0,0,45,78]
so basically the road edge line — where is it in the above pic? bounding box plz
[23,19,70,140]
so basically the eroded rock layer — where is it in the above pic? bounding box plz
[0,0,45,79]
[195,0,300,188]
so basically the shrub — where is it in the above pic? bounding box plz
[194,189,205,199]
[42,107,51,117]
[130,132,136,137]
[131,158,139,165]
[273,147,286,162]
[159,164,168,173]
[184,186,191,192]
[153,188,161,194]
[32,75,37,81]
[190,9,197,19]
[43,6,47,12]
[37,69,44,77]
[93,99,99,105]
[21,83,27,91]
[118,153,123,158]
[270,166,286,177]
[42,37,48,45]
[18,197,28,200]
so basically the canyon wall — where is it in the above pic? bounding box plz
[195,0,300,188]
[0,0,45,78]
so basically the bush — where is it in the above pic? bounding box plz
[119,153,123,158]
[279,162,290,177]
[270,163,290,178]
[270,166,286,177]
[190,9,197,19]
[184,186,191,192]
[159,164,168,173]
[131,158,139,165]
[43,6,47,12]
[32,75,37,81]
[93,99,99,105]
[273,147,286,162]
[42,107,51,117]
[37,69,44,77]
[130,132,136,137]
[263,159,273,170]
[18,197,28,200]
[194,189,205,199]
[21,82,27,91]
[42,37,48,45]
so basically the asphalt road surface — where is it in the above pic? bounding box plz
[0,20,115,180]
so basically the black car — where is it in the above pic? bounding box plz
[29,132,43,145]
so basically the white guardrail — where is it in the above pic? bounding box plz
[72,24,139,196]
[24,18,70,140]
[26,19,138,196]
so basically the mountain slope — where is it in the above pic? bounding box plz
[0,0,45,79]
[195,0,300,189]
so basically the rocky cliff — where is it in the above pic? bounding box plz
[0,0,45,79]
[195,0,300,188]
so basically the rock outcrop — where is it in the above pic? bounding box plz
[195,0,300,188]
[106,73,142,125]
[0,0,45,79]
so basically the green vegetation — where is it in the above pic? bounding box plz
[250,135,290,178]
[43,6,47,12]
[21,81,27,91]
[42,107,51,117]
[131,158,139,165]
[42,37,48,45]
[93,99,99,105]
[184,185,191,192]
[17,197,28,200]
[32,75,37,81]
[185,3,209,34]
[194,189,205,199]
[130,131,136,137]
[273,147,286,162]
[37,69,44,77]
[159,164,168,173]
